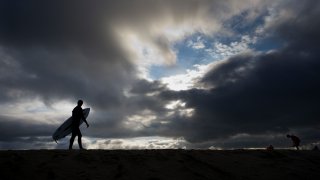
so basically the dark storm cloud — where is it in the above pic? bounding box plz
[0,0,113,49]
[158,0,320,145]
[171,50,320,142]
[0,115,54,141]
[0,0,136,109]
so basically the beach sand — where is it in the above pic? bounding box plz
[1,150,320,180]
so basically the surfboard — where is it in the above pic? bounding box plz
[52,108,90,142]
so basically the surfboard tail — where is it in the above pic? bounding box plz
[53,136,58,144]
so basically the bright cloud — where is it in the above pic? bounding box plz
[123,109,157,131]
[207,35,257,59]
[160,64,211,91]
[187,36,206,49]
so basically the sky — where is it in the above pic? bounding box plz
[1,0,320,150]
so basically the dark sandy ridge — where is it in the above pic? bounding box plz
[1,150,320,180]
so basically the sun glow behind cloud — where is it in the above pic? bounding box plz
[160,64,211,91]
[123,109,157,131]
[165,100,195,120]
[0,98,75,125]
[115,29,177,79]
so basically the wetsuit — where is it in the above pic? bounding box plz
[71,105,85,137]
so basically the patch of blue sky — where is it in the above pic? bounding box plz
[149,34,214,79]
[223,10,285,53]
[224,9,267,37]
[253,36,285,52]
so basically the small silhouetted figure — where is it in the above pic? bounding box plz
[287,134,300,150]
[313,145,319,151]
[69,100,89,150]
[267,145,274,151]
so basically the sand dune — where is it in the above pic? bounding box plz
[1,150,320,180]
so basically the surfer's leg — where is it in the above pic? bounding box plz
[69,134,75,150]
[78,130,83,149]
[69,129,77,150]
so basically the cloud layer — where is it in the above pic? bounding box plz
[1,0,320,149]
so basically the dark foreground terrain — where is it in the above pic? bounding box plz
[1,150,320,180]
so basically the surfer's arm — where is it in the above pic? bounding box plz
[81,112,89,127]
[83,118,89,127]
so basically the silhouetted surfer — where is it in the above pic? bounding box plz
[287,134,300,150]
[69,100,89,150]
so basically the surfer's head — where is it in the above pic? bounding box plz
[77,100,83,106]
